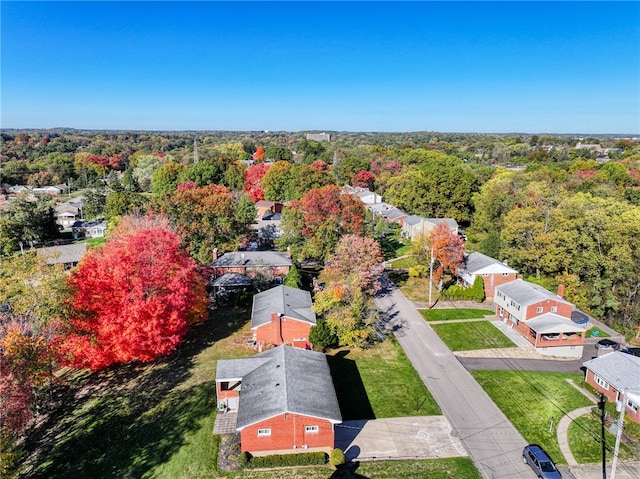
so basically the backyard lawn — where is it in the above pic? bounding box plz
[21,307,469,478]
[421,308,495,321]
[430,321,515,351]
[471,371,598,464]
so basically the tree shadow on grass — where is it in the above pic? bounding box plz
[21,306,251,478]
[327,351,375,421]
[328,461,370,479]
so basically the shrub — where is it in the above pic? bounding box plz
[329,448,345,467]
[243,451,327,468]
[238,451,251,467]
[441,276,485,302]
[408,265,428,278]
[309,319,338,348]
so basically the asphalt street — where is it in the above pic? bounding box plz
[374,282,538,479]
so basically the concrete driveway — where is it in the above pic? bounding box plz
[335,416,468,462]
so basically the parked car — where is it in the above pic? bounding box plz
[522,445,562,478]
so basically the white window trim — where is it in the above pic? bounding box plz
[305,425,319,433]
[594,374,609,390]
[627,399,638,413]
[536,306,543,313]
[257,428,271,437]
[551,306,557,313]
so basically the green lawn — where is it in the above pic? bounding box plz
[328,336,440,419]
[430,321,515,351]
[567,414,635,464]
[421,308,495,321]
[586,327,610,338]
[471,371,595,464]
[22,307,470,478]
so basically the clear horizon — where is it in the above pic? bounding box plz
[2,1,639,135]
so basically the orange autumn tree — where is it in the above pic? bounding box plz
[62,224,207,370]
[429,222,465,287]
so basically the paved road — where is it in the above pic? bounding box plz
[458,356,585,372]
[375,281,537,479]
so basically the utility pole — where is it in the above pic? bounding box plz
[428,246,434,307]
[598,394,607,479]
[193,137,199,164]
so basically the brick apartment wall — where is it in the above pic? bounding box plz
[525,299,573,321]
[240,413,335,453]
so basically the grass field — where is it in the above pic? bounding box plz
[421,308,495,321]
[471,371,596,464]
[430,321,515,351]
[21,306,467,478]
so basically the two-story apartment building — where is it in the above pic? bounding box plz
[494,279,586,358]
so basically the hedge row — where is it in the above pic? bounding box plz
[240,451,328,468]
[441,277,485,302]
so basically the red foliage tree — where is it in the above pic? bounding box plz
[294,185,366,259]
[62,227,207,370]
[429,222,465,285]
[352,170,375,189]
[244,162,270,201]
[310,159,330,171]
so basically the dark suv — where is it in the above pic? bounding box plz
[522,445,562,478]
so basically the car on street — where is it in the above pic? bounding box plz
[522,444,562,478]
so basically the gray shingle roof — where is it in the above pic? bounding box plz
[37,243,87,265]
[526,313,586,333]
[404,215,423,226]
[212,251,292,268]
[583,351,640,393]
[464,252,517,274]
[227,346,342,429]
[425,218,459,230]
[496,279,571,308]
[382,208,407,220]
[251,285,316,328]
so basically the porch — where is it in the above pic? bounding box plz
[213,410,238,434]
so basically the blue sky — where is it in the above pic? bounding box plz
[2,1,639,133]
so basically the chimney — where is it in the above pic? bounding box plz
[272,312,284,345]
[557,284,565,298]
[212,248,218,261]
[286,246,291,258]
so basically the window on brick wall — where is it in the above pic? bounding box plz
[257,429,271,437]
[594,375,609,390]
[536,306,543,313]
[551,306,557,313]
[628,399,638,413]
[305,425,319,433]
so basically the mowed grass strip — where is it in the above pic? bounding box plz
[471,371,594,464]
[430,321,515,351]
[328,337,440,419]
[421,308,495,321]
[567,414,635,464]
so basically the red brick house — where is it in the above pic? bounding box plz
[251,285,316,349]
[583,352,640,424]
[458,252,518,300]
[211,251,292,283]
[215,346,342,455]
[494,279,586,358]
